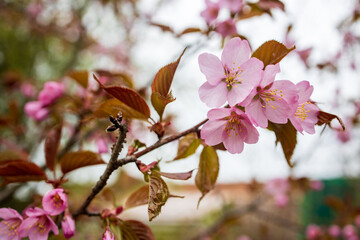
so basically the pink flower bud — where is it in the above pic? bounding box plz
[115,206,123,215]
[24,101,49,121]
[42,188,67,216]
[61,212,75,239]
[103,227,115,240]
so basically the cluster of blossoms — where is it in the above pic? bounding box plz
[0,188,74,240]
[24,81,64,121]
[306,218,360,240]
[200,0,243,37]
[199,37,320,154]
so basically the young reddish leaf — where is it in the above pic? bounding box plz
[258,0,285,11]
[148,172,169,221]
[44,124,62,171]
[68,70,88,88]
[268,121,297,167]
[95,69,134,88]
[94,99,150,120]
[195,146,219,206]
[316,110,345,130]
[121,220,155,240]
[238,3,265,20]
[94,74,151,118]
[178,27,202,36]
[252,40,295,67]
[158,170,193,180]
[172,133,201,161]
[150,92,175,120]
[151,48,186,119]
[60,151,105,175]
[0,160,46,185]
[149,22,174,33]
[124,185,149,209]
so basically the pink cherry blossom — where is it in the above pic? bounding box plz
[24,101,49,121]
[200,0,220,25]
[265,178,289,195]
[355,215,360,227]
[244,64,299,128]
[198,38,264,107]
[0,208,23,240]
[215,19,238,38]
[306,224,321,240]
[38,81,64,106]
[289,81,319,134]
[61,211,75,239]
[237,235,251,240]
[200,107,259,154]
[20,83,36,97]
[103,226,115,240]
[219,0,243,13]
[328,225,341,237]
[274,193,289,207]
[18,207,59,240]
[343,225,358,239]
[42,188,67,216]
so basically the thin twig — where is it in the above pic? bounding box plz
[133,119,208,159]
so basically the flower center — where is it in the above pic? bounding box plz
[223,112,243,137]
[223,64,243,90]
[259,88,283,110]
[295,102,311,121]
[35,216,47,234]
[1,219,21,236]
[52,193,63,208]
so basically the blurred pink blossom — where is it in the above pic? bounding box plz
[264,178,289,196]
[237,235,251,240]
[328,225,341,238]
[26,2,43,18]
[215,19,238,38]
[38,81,64,106]
[274,193,289,207]
[96,138,109,154]
[219,0,243,13]
[306,224,321,240]
[42,188,67,216]
[0,208,23,240]
[20,83,36,97]
[343,225,358,239]
[61,211,75,239]
[200,0,220,25]
[102,227,115,240]
[19,207,59,240]
[309,180,324,191]
[24,101,49,121]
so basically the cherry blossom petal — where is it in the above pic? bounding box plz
[240,118,259,144]
[0,208,22,220]
[245,100,268,128]
[222,129,244,154]
[296,81,313,103]
[299,103,319,134]
[264,99,292,124]
[271,80,299,106]
[207,107,232,120]
[201,120,226,145]
[227,82,254,106]
[260,64,280,88]
[221,38,251,68]
[238,58,264,86]
[198,53,225,85]
[199,81,228,107]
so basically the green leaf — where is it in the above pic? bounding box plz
[94,99,150,120]
[68,70,88,88]
[94,74,151,118]
[252,40,295,67]
[172,133,200,161]
[120,220,155,240]
[151,48,186,119]
[44,124,62,171]
[60,151,105,175]
[124,185,149,209]
[195,146,219,206]
[148,172,169,221]
[158,170,193,180]
[267,121,297,167]
[0,160,46,186]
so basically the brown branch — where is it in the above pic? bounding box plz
[72,118,207,218]
[73,124,129,218]
[133,119,208,158]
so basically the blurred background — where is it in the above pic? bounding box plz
[1,0,360,239]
